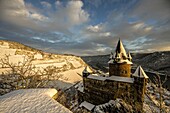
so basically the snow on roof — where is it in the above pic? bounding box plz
[87,75,106,81]
[79,101,95,111]
[91,73,99,76]
[115,39,127,58]
[109,39,134,65]
[108,59,133,64]
[78,86,84,93]
[108,59,114,64]
[127,52,132,59]
[107,75,134,83]
[87,74,134,83]
[94,99,122,112]
[117,59,133,64]
[77,82,84,93]
[133,66,149,78]
[0,89,72,113]
[83,66,93,73]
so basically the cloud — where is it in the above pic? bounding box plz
[132,22,145,29]
[52,0,89,27]
[29,13,48,21]
[130,0,170,21]
[0,0,49,33]
[66,1,89,25]
[0,0,29,17]
[0,0,89,33]
[86,24,103,32]
[0,0,169,55]
[41,1,51,9]
[82,24,114,43]
[101,0,170,53]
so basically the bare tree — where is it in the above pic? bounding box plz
[0,55,63,95]
[153,73,167,113]
[145,72,168,113]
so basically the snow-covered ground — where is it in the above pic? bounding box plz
[144,83,170,113]
[0,88,72,113]
[0,40,89,90]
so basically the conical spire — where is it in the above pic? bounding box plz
[83,66,93,73]
[115,39,127,59]
[133,66,148,78]
[108,39,132,64]
[83,66,89,73]
[110,52,113,59]
[127,52,132,61]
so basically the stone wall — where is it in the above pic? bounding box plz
[79,76,146,112]
[82,77,134,104]
[109,63,131,77]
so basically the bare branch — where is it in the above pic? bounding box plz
[0,54,63,95]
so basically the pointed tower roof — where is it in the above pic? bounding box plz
[110,52,113,59]
[127,52,132,60]
[115,39,127,58]
[133,66,148,78]
[83,66,93,73]
[108,39,133,64]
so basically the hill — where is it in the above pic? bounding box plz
[0,40,43,53]
[0,40,91,95]
[81,51,170,75]
[132,51,170,75]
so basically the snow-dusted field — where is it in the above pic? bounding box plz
[0,88,72,113]
[0,40,89,90]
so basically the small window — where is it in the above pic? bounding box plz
[125,70,127,74]
[120,70,127,74]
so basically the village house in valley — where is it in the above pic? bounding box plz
[78,39,149,112]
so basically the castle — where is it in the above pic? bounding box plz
[78,39,149,112]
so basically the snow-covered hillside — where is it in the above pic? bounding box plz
[0,88,72,113]
[144,83,170,112]
[0,40,91,91]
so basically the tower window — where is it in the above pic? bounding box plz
[125,71,127,74]
[121,70,127,74]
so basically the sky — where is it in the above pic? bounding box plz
[0,0,170,56]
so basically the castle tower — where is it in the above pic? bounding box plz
[82,66,93,89]
[108,39,132,77]
[82,66,91,77]
[133,66,148,112]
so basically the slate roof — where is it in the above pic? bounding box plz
[108,39,132,64]
[133,66,149,78]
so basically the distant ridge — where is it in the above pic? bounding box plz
[0,40,43,53]
[82,51,170,75]
[0,40,83,57]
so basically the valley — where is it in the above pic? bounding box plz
[81,51,170,90]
